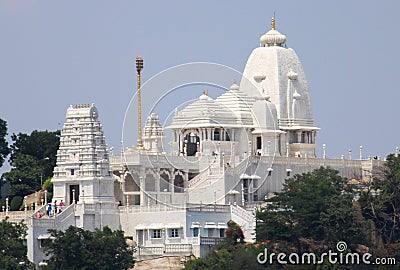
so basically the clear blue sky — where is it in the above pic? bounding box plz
[0,0,399,161]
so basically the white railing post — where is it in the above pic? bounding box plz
[24,196,27,218]
[5,198,9,217]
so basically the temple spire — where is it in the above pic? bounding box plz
[260,16,286,47]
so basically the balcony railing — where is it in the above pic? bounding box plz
[134,244,193,259]
[200,237,225,245]
[121,203,231,213]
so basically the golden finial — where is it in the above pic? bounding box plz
[271,17,275,30]
[203,90,208,96]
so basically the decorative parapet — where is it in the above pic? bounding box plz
[120,203,231,214]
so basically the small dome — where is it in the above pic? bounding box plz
[253,72,266,81]
[169,92,238,129]
[199,94,209,100]
[216,84,255,127]
[260,18,286,47]
[293,91,301,100]
[287,69,298,80]
[230,82,239,91]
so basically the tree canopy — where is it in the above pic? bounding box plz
[9,130,60,177]
[43,226,135,270]
[0,217,34,270]
[185,222,263,270]
[257,167,368,249]
[0,118,10,168]
[359,154,400,246]
[184,244,264,270]
[1,130,59,197]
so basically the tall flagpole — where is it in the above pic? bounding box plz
[136,56,144,150]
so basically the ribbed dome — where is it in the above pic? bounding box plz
[168,93,238,129]
[216,82,255,127]
[260,18,286,47]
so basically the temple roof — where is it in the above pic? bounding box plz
[168,93,239,129]
[240,19,319,131]
[215,82,255,127]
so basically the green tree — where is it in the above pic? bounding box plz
[257,167,367,249]
[2,130,59,197]
[43,226,135,270]
[360,154,400,245]
[3,154,44,197]
[225,220,244,245]
[43,178,53,193]
[185,221,265,270]
[320,194,367,246]
[0,217,34,270]
[0,118,10,168]
[10,196,23,211]
[185,243,264,270]
[9,130,60,177]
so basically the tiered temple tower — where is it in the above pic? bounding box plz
[28,104,119,265]
[52,104,119,230]
[143,112,165,153]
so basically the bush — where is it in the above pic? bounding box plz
[10,196,23,211]
[46,192,53,204]
[43,178,53,192]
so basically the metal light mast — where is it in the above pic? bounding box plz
[136,56,144,149]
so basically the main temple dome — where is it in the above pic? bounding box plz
[240,18,318,131]
[169,93,238,129]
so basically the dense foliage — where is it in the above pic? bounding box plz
[43,226,135,270]
[225,220,245,245]
[0,118,10,168]
[185,243,265,270]
[359,154,400,248]
[0,218,34,270]
[185,221,265,269]
[10,196,23,211]
[1,130,59,198]
[257,167,367,249]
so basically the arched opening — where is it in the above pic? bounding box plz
[125,173,140,192]
[213,129,220,140]
[160,172,170,192]
[184,133,199,156]
[174,175,184,193]
[256,136,262,154]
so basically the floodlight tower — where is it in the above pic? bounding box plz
[136,56,144,150]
